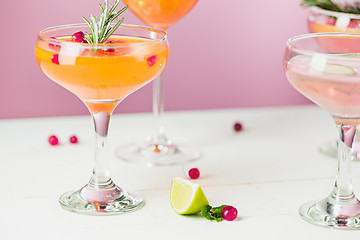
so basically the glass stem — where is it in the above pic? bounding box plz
[79,106,124,203]
[152,72,167,143]
[330,124,357,206]
[92,111,111,186]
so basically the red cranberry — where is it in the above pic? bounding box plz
[49,37,60,51]
[222,206,237,221]
[188,168,200,179]
[104,48,115,53]
[72,31,87,43]
[69,135,78,144]
[105,39,125,44]
[326,17,336,26]
[49,37,57,47]
[147,55,157,67]
[51,54,59,64]
[48,135,59,146]
[234,122,243,132]
[348,20,359,29]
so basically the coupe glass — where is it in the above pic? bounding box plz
[35,23,168,214]
[284,33,360,229]
[116,0,200,167]
[307,6,360,159]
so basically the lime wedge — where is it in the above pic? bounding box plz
[323,64,356,75]
[170,177,209,215]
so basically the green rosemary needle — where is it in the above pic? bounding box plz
[301,0,360,14]
[83,0,128,44]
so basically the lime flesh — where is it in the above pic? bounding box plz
[170,177,209,215]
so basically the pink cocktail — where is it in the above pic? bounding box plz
[284,33,360,229]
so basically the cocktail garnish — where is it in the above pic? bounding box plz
[301,0,360,14]
[147,55,158,67]
[221,205,238,221]
[51,54,59,65]
[72,31,87,43]
[201,205,238,222]
[83,0,128,44]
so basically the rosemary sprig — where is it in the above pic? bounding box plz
[301,0,360,14]
[83,0,128,44]
[343,2,360,14]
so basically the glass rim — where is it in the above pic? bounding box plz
[309,6,360,20]
[37,23,168,48]
[286,32,360,56]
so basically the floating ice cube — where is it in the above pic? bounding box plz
[59,43,84,65]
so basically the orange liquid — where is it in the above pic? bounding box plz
[123,0,198,30]
[308,21,360,53]
[308,21,360,33]
[35,36,169,113]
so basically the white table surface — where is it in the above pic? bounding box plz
[1,105,360,239]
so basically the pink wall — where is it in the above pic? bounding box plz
[0,0,310,119]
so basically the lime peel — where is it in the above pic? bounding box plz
[170,177,209,215]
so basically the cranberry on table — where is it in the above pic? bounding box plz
[48,135,59,146]
[69,135,78,144]
[233,122,243,132]
[188,168,200,179]
[222,206,237,221]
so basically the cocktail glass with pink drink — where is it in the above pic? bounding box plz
[284,33,360,229]
[306,5,360,158]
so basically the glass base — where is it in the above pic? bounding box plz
[116,141,200,167]
[59,183,144,215]
[299,199,360,229]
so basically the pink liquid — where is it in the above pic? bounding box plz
[286,56,360,118]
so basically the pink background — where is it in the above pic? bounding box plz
[0,0,310,119]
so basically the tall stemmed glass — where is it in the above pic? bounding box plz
[284,33,360,229]
[306,6,360,159]
[116,0,200,167]
[35,23,168,214]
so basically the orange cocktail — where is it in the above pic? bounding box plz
[117,0,200,167]
[36,34,168,113]
[123,0,198,30]
[35,22,169,215]
[307,6,360,53]
[308,6,360,33]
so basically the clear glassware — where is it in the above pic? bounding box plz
[307,6,360,159]
[35,23,169,214]
[116,0,200,167]
[284,32,360,229]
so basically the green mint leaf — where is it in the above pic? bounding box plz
[201,205,212,220]
[211,205,227,211]
[210,205,227,222]
[201,205,228,222]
